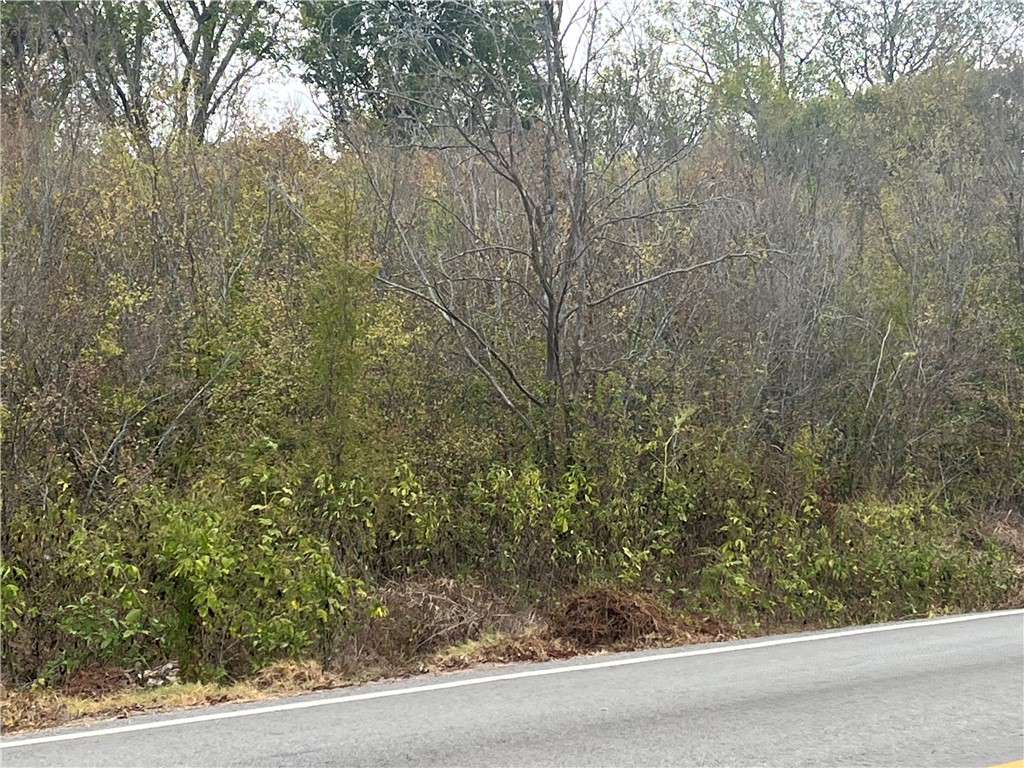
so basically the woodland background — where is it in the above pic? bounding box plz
[2,0,1023,686]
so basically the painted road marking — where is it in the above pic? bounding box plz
[988,761,1024,768]
[2,609,1021,749]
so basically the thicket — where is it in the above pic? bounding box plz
[2,1,1022,686]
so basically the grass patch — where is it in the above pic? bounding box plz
[1,585,740,735]
[0,665,350,736]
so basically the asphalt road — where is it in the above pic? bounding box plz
[3,610,1022,767]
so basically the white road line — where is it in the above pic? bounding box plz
[3,609,1021,749]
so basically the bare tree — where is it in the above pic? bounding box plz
[155,0,282,142]
[822,0,1023,92]
[305,1,756,468]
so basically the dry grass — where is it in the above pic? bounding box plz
[332,576,534,675]
[985,509,1024,556]
[368,577,532,657]
[547,587,678,648]
[1,582,737,735]
[1,688,68,733]
[430,586,739,671]
[250,659,339,692]
[546,586,735,649]
[0,669,333,736]
[428,628,581,671]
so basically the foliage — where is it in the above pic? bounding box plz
[2,2,1022,688]
[703,493,1015,624]
[298,0,542,128]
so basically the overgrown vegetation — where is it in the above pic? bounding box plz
[2,0,1022,707]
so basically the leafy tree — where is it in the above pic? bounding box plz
[298,0,542,129]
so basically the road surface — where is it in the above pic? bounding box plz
[3,610,1022,767]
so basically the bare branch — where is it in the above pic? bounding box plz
[585,251,758,310]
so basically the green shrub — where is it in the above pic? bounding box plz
[699,494,1015,624]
